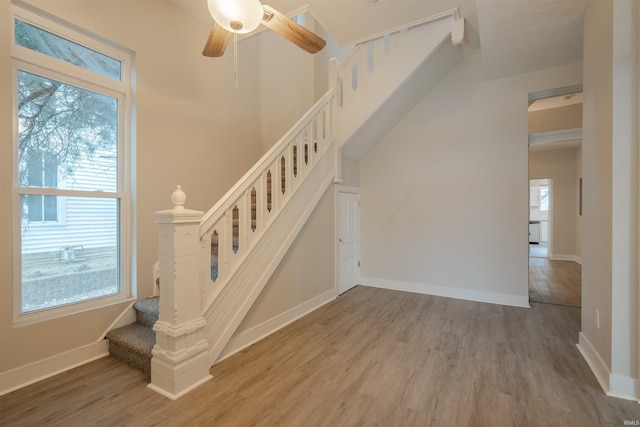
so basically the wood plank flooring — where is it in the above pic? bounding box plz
[2,286,638,426]
[529,257,581,307]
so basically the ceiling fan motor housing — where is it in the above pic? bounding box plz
[207,0,264,34]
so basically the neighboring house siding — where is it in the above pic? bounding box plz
[21,153,117,255]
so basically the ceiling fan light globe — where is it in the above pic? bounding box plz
[207,0,264,34]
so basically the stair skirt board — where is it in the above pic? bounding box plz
[218,289,335,362]
[204,147,337,365]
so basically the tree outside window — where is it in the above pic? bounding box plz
[13,8,133,319]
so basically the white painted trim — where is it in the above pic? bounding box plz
[528,128,583,145]
[217,289,335,362]
[147,373,212,401]
[337,16,453,150]
[336,184,361,194]
[550,253,581,263]
[0,340,108,397]
[575,334,638,402]
[576,332,610,394]
[361,278,530,308]
[102,300,136,335]
[608,374,640,401]
[341,8,459,47]
[528,84,584,102]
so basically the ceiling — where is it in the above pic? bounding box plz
[173,0,589,80]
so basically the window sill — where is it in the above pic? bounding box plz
[13,293,134,328]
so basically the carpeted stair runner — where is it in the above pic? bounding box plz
[106,296,159,376]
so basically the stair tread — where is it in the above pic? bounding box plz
[106,323,155,355]
[134,296,159,315]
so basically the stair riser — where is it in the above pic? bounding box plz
[108,340,151,376]
[136,311,157,328]
[133,297,159,327]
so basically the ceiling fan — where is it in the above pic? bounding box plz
[203,0,327,57]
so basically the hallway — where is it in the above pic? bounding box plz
[529,242,548,258]
[529,257,581,307]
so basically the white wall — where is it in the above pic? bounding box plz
[341,155,360,188]
[581,0,639,398]
[529,149,579,259]
[610,0,639,393]
[581,0,613,371]
[360,52,581,307]
[258,14,315,152]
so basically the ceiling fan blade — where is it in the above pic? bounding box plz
[203,23,232,57]
[262,5,326,54]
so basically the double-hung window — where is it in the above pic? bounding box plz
[12,4,135,324]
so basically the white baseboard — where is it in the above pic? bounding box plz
[0,340,109,397]
[550,254,581,263]
[577,334,638,400]
[361,277,530,308]
[576,332,610,394]
[216,289,336,362]
[609,374,640,401]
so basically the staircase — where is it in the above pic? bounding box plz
[106,9,464,399]
[106,297,159,375]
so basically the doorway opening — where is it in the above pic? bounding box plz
[529,178,551,258]
[337,187,361,295]
[527,85,583,308]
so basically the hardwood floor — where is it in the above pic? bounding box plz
[529,257,581,307]
[1,286,638,426]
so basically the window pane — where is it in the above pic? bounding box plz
[26,194,43,221]
[20,196,119,313]
[18,71,118,192]
[15,19,122,80]
[43,195,57,221]
[540,187,549,211]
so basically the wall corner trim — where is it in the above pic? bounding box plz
[608,374,640,402]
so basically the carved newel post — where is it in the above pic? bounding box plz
[148,185,212,399]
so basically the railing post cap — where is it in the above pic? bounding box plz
[172,185,187,211]
[154,185,203,223]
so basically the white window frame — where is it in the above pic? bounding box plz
[11,3,136,326]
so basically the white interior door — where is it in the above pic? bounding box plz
[338,190,360,294]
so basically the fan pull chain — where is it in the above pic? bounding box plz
[233,32,238,90]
